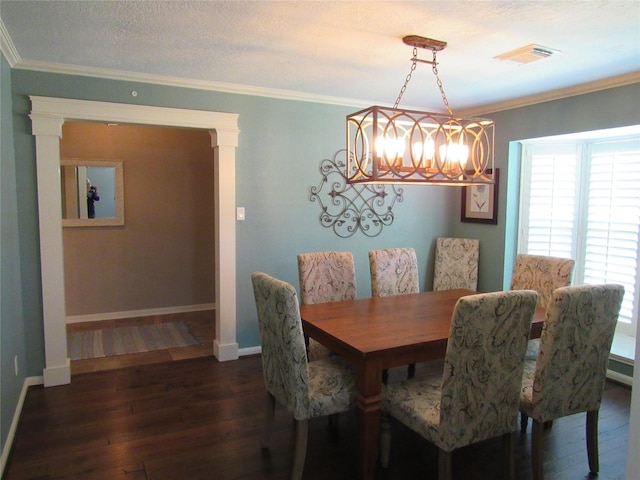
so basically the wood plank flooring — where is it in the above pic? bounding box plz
[3,355,631,480]
[66,310,215,375]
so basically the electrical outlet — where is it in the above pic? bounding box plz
[14,355,19,376]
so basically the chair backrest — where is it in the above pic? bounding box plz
[433,237,480,291]
[529,284,624,421]
[251,272,310,420]
[510,254,575,309]
[297,251,356,305]
[439,289,538,451]
[369,248,419,297]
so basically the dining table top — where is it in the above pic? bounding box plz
[300,288,546,366]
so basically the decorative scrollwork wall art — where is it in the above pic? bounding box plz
[309,149,403,238]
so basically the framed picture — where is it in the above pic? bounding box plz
[461,168,499,224]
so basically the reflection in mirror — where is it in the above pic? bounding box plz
[61,159,124,227]
[61,165,116,219]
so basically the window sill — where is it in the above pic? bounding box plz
[610,332,636,365]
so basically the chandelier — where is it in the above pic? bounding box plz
[346,35,495,186]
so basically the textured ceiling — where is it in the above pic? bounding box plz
[1,0,639,114]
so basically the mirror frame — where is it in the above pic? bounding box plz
[61,158,125,227]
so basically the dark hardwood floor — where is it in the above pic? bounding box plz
[3,355,631,480]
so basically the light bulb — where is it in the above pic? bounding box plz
[439,143,469,171]
[413,140,434,168]
[394,137,406,158]
[376,135,405,166]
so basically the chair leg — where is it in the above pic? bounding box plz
[382,369,389,384]
[407,362,416,378]
[531,419,544,480]
[502,432,516,480]
[292,419,309,480]
[438,449,453,480]
[520,412,529,432]
[262,392,276,448]
[586,409,599,473]
[379,412,391,468]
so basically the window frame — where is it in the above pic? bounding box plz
[518,131,640,338]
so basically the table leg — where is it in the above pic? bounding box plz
[355,361,382,480]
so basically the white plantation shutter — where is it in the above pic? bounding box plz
[520,143,578,259]
[520,137,640,336]
[583,140,640,332]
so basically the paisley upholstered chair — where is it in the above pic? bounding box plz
[369,247,419,297]
[510,254,575,309]
[510,253,575,362]
[369,247,419,380]
[520,284,624,480]
[297,251,356,361]
[251,272,356,480]
[433,237,480,291]
[380,290,538,480]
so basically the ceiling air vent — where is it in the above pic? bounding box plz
[494,44,560,64]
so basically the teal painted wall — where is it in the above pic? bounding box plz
[1,53,27,457]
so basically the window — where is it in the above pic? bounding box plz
[518,130,640,338]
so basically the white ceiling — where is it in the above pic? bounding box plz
[1,0,639,115]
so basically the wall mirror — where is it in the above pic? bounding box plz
[61,159,124,227]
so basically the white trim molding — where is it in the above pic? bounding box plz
[0,376,43,477]
[462,71,640,117]
[17,59,374,108]
[606,369,633,387]
[239,346,262,357]
[66,303,216,324]
[30,96,240,386]
[9,57,640,115]
[0,18,20,66]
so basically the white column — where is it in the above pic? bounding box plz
[30,113,71,386]
[210,128,239,361]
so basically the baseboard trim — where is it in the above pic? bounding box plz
[0,376,43,477]
[607,369,633,387]
[43,359,71,387]
[65,303,216,324]
[239,346,262,357]
[214,340,239,362]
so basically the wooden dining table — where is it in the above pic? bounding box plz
[299,288,546,480]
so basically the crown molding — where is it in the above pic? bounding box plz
[12,58,376,109]
[8,55,640,114]
[0,18,20,66]
[460,71,640,117]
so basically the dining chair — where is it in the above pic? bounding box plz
[251,272,356,480]
[510,254,575,309]
[519,284,624,480]
[297,251,356,360]
[380,289,539,480]
[510,253,575,363]
[369,247,419,380]
[433,237,479,291]
[369,247,419,297]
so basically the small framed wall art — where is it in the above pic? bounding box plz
[461,168,499,224]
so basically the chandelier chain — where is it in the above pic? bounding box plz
[393,47,453,116]
[431,49,453,116]
[392,47,418,109]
